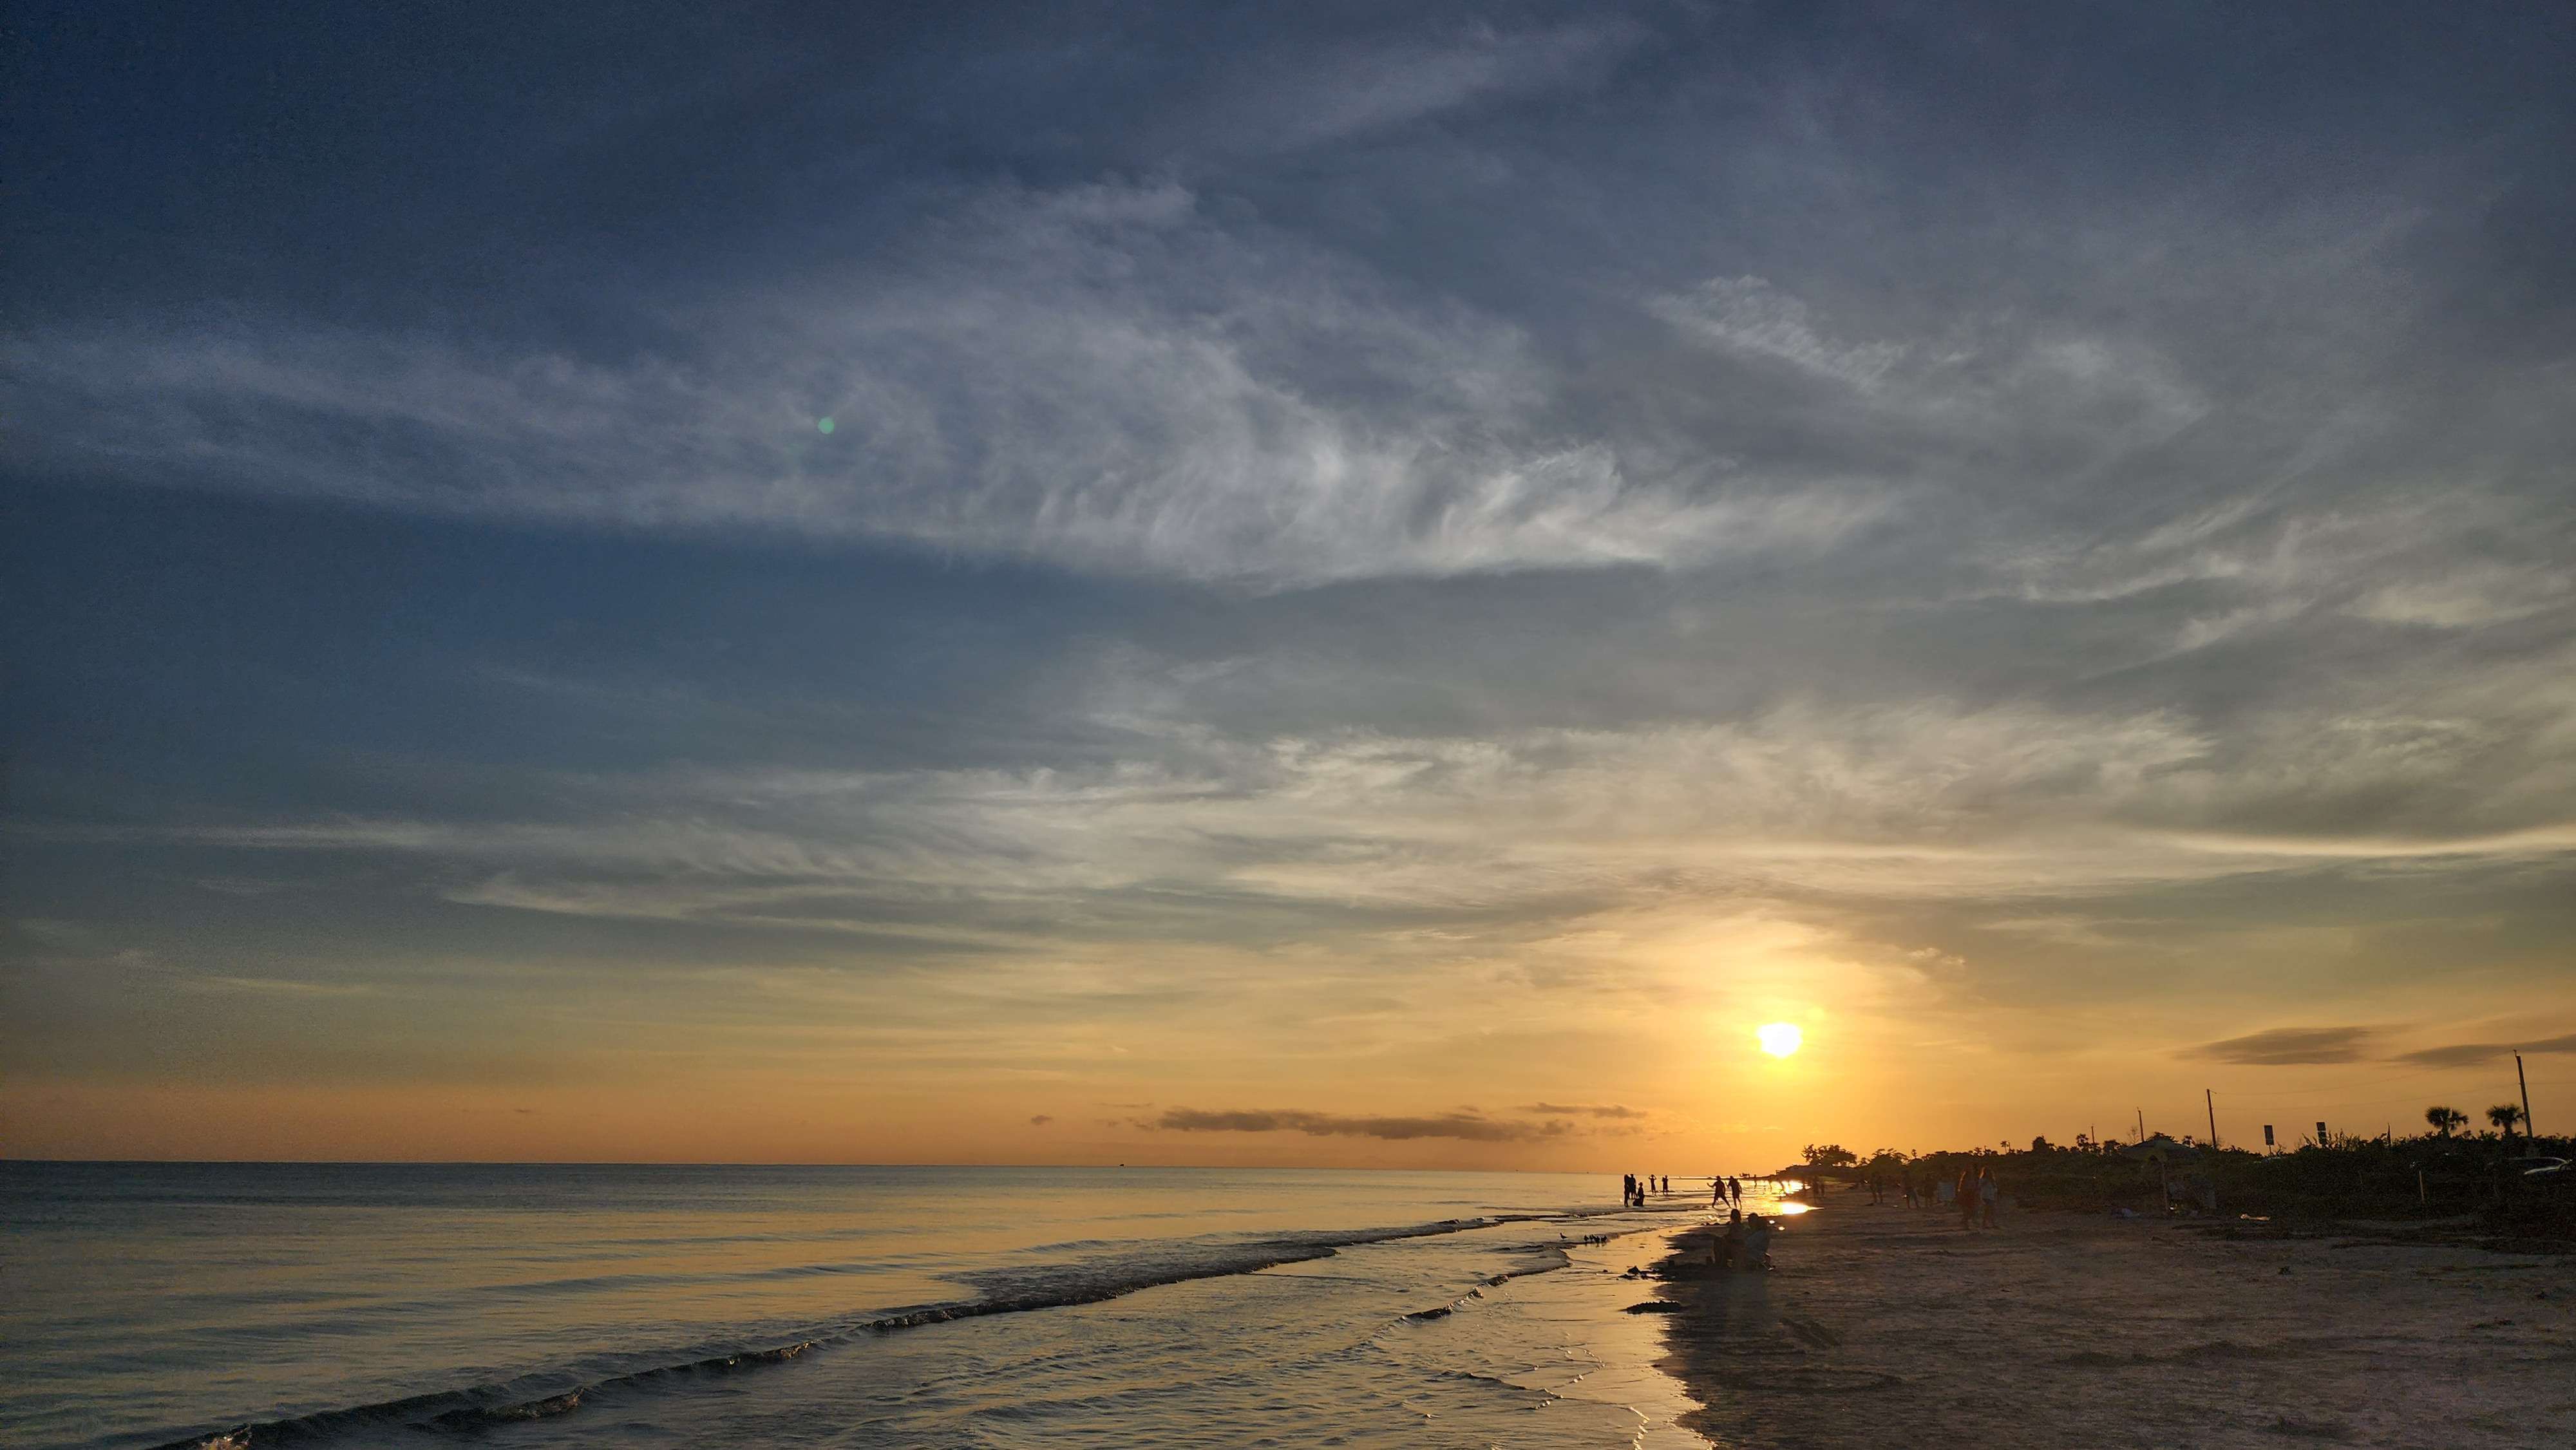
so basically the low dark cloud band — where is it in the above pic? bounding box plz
[2188,1027,2376,1066]
[1151,1107,1570,1142]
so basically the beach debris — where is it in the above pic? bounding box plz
[1623,1301,1683,1313]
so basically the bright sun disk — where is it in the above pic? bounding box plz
[1756,1022,1803,1057]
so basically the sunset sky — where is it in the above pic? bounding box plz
[7,3,2573,1168]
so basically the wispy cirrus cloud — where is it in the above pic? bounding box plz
[1,184,1884,589]
[1652,276,1909,391]
[22,674,2572,945]
[1166,18,1642,155]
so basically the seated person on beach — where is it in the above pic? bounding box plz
[1714,1207,1743,1268]
[1739,1213,1775,1269]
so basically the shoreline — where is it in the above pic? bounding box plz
[1646,1196,2576,1447]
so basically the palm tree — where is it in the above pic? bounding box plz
[2487,1104,2526,1141]
[2425,1106,2468,1138]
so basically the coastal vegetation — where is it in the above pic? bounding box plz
[1790,1122,2574,1243]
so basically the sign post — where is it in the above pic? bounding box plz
[2520,1053,2535,1138]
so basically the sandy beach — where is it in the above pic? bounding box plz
[1649,1200,2576,1449]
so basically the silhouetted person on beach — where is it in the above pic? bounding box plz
[1957,1168,1978,1230]
[1740,1212,1775,1269]
[1715,1207,1743,1268]
[1713,1176,1725,1206]
[1980,1168,2001,1228]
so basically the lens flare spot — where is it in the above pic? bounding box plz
[1756,1022,1803,1057]
[816,416,836,435]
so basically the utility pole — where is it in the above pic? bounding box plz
[2206,1089,2219,1151]
[2136,1107,2145,1143]
[2519,1052,2534,1138]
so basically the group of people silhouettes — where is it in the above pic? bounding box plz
[1620,1172,1743,1207]
[1711,1205,1774,1270]
[1620,1172,1674,1205]
[1620,1173,1760,1208]
[1895,1165,2002,1228]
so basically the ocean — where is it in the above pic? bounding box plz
[4,1162,1763,1449]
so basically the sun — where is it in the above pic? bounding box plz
[1756,1022,1803,1057]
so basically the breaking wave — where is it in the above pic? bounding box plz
[150,1214,1582,1450]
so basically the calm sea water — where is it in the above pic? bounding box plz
[4,1163,1763,1450]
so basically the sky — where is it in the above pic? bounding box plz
[5,2,2574,1168]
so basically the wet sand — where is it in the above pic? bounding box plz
[1651,1200,2576,1449]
